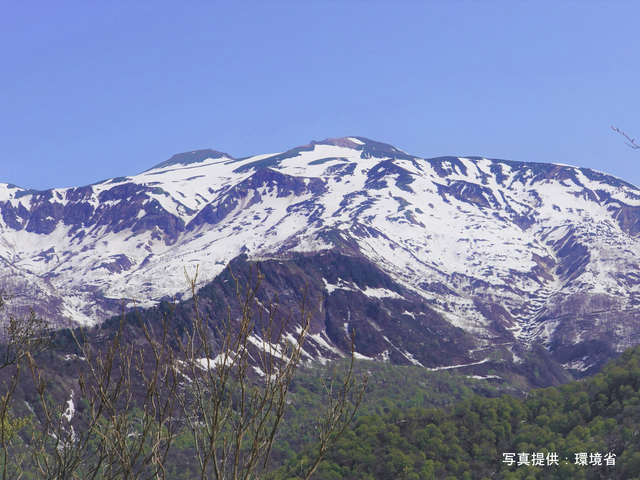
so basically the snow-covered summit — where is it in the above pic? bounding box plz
[2,138,640,375]
[145,149,234,172]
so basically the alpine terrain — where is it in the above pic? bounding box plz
[2,137,640,384]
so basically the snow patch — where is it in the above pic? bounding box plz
[427,358,490,371]
[363,287,403,300]
[323,278,353,294]
[62,391,75,422]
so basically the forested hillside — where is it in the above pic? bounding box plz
[4,331,640,478]
[278,346,640,480]
[3,265,640,479]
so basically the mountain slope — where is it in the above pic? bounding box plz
[2,137,640,379]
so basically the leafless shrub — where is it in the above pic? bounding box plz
[0,263,366,479]
[0,293,56,480]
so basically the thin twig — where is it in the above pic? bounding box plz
[612,126,640,149]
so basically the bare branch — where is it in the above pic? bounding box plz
[0,292,57,480]
[0,264,366,479]
[286,331,368,480]
[0,295,56,370]
[612,126,640,149]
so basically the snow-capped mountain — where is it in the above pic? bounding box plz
[3,137,640,378]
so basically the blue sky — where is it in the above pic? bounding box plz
[1,0,639,190]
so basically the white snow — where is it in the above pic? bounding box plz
[427,358,490,371]
[353,351,374,360]
[197,354,235,370]
[3,139,640,368]
[307,331,344,357]
[322,278,353,294]
[363,287,403,300]
[62,391,75,422]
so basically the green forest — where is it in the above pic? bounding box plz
[151,347,640,480]
[277,346,640,480]
[3,342,640,479]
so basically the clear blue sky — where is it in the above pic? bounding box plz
[1,1,639,190]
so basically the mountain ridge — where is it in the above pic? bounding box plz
[2,136,640,383]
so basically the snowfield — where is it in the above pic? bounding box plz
[3,137,640,373]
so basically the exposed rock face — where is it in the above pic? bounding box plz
[2,137,640,382]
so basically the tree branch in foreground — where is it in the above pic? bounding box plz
[612,126,640,149]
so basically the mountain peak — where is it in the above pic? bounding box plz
[309,137,366,148]
[5,138,640,381]
[146,149,234,172]
[305,137,417,161]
